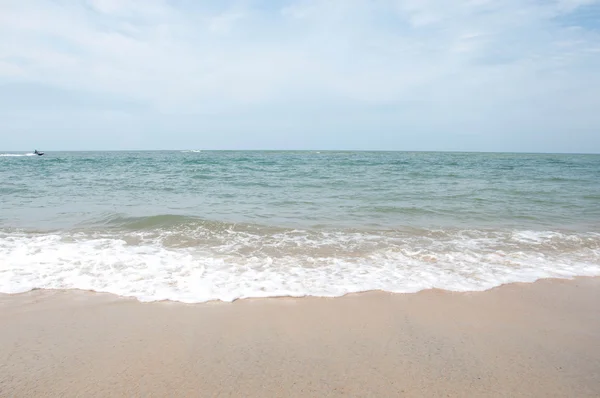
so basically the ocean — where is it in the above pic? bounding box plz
[1,150,599,303]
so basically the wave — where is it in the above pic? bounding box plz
[95,214,206,230]
[0,153,36,157]
[85,214,295,234]
[1,228,599,303]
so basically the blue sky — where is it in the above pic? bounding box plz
[1,0,599,152]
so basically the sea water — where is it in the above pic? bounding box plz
[1,151,599,302]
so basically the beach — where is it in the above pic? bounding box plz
[2,151,599,396]
[2,277,599,397]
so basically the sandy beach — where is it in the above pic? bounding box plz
[1,278,599,397]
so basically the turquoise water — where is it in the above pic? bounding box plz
[1,151,599,302]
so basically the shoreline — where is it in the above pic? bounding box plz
[3,274,600,306]
[2,277,600,397]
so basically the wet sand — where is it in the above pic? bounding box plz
[1,278,599,397]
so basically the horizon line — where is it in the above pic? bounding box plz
[2,149,600,155]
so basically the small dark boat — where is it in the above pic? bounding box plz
[34,150,44,156]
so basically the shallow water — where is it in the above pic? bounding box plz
[1,151,599,302]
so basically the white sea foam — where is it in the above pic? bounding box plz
[0,153,36,157]
[1,230,599,303]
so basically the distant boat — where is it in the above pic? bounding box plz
[34,150,44,156]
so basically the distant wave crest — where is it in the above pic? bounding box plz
[0,153,36,157]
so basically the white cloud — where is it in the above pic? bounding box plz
[0,0,599,150]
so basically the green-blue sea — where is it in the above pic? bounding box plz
[1,150,599,302]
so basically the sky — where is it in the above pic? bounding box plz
[0,0,599,152]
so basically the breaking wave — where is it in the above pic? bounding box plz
[1,226,599,303]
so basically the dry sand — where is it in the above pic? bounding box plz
[1,278,599,397]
